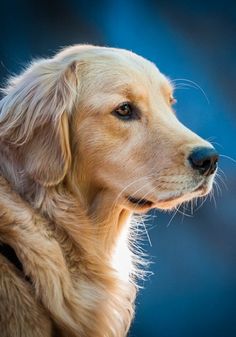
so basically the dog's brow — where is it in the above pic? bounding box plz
[123,87,148,103]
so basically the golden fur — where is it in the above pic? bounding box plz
[0,45,216,336]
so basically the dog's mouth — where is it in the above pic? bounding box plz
[127,196,154,208]
[126,180,212,211]
[157,181,212,208]
[127,186,202,210]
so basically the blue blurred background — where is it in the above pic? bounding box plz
[0,1,235,336]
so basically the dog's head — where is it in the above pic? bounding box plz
[0,45,218,211]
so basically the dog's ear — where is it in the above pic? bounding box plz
[0,59,78,186]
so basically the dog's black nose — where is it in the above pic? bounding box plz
[188,147,219,176]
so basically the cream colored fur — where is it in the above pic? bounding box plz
[0,45,216,336]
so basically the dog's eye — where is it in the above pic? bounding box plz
[112,102,139,121]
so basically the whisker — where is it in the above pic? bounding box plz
[218,167,227,181]
[215,172,228,190]
[174,86,191,90]
[140,215,152,247]
[111,173,152,210]
[211,185,217,209]
[194,195,209,213]
[191,199,194,216]
[175,207,186,217]
[166,205,180,227]
[206,137,224,149]
[171,78,210,104]
[181,202,187,223]
[220,154,236,164]
[130,182,159,214]
[213,180,222,197]
[176,203,192,221]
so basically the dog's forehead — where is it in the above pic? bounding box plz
[78,47,172,96]
[57,45,173,100]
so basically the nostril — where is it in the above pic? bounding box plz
[188,147,219,176]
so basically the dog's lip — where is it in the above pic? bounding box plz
[127,196,154,208]
[158,182,208,204]
[126,181,210,208]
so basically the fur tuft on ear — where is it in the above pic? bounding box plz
[0,59,78,186]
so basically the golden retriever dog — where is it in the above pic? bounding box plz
[0,45,218,337]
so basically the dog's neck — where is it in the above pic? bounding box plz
[0,147,133,258]
[34,182,134,281]
[86,188,132,252]
[66,177,132,253]
[73,184,134,280]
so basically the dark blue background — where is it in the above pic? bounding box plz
[1,1,235,336]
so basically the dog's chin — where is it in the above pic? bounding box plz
[125,180,213,212]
